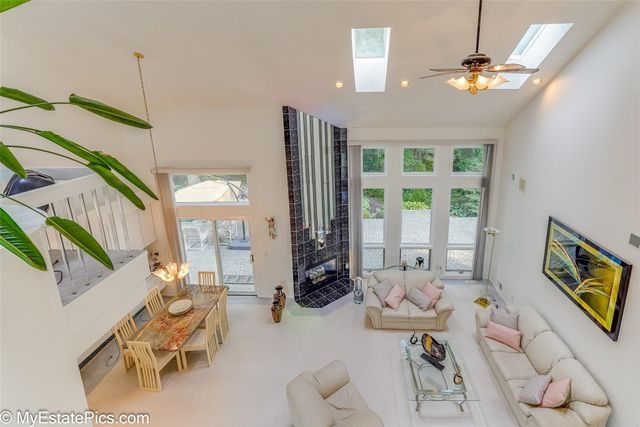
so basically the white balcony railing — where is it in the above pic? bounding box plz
[1,167,157,306]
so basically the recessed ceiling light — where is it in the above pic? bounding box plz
[334,81,344,89]
[400,80,410,87]
[532,78,542,85]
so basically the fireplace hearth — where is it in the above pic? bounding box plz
[283,106,351,308]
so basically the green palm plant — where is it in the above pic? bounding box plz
[549,239,610,299]
[0,87,157,272]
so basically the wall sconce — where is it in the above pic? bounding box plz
[316,228,327,249]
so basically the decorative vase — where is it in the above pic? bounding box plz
[271,299,282,323]
[274,285,286,308]
[353,277,364,304]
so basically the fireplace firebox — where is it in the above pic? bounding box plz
[303,258,337,291]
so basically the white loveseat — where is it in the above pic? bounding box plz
[476,306,611,427]
[286,360,383,427]
[365,270,454,330]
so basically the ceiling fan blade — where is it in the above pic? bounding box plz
[429,68,468,72]
[486,63,524,72]
[501,68,540,74]
[420,70,467,79]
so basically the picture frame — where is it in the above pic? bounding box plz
[542,217,632,341]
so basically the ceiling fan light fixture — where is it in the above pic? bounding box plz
[447,76,471,91]
[487,74,509,89]
[475,74,491,90]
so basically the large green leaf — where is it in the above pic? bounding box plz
[87,163,145,210]
[69,94,152,129]
[45,216,114,270]
[0,141,27,178]
[93,151,158,200]
[0,0,30,14]
[0,207,47,271]
[36,131,109,166]
[0,86,54,110]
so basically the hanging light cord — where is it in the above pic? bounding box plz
[134,52,171,264]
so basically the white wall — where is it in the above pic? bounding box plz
[0,217,89,424]
[149,106,293,298]
[1,34,292,298]
[493,4,640,426]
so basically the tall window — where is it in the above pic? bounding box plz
[362,188,385,271]
[359,144,489,278]
[446,188,481,272]
[401,188,432,269]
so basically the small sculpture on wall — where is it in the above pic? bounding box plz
[265,217,277,240]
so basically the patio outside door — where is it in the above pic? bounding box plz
[179,217,255,295]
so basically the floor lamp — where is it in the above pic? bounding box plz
[474,227,500,308]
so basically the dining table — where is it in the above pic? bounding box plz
[131,285,225,352]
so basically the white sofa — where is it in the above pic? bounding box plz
[476,306,611,427]
[286,360,383,427]
[365,270,454,330]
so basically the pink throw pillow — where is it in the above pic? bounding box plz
[384,284,406,310]
[421,281,442,309]
[486,320,522,351]
[541,378,571,408]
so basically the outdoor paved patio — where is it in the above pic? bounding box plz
[186,246,255,294]
[184,210,477,284]
[363,210,477,271]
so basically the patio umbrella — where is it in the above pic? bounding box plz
[174,180,242,203]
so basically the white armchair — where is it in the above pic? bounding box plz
[286,360,383,427]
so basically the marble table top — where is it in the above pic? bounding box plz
[131,285,224,351]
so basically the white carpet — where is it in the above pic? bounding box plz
[87,284,518,427]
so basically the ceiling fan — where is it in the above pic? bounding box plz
[420,0,539,94]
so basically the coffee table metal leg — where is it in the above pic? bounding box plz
[415,395,421,412]
[457,400,466,412]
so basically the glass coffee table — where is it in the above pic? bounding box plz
[400,335,478,412]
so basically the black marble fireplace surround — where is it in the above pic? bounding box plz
[283,106,351,308]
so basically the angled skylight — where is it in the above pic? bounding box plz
[351,28,391,92]
[497,23,573,89]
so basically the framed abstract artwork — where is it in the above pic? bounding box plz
[543,217,632,341]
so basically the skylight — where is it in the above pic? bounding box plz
[497,23,573,89]
[351,28,391,92]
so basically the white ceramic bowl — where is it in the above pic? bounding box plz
[169,299,193,315]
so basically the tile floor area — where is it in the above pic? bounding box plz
[86,283,517,427]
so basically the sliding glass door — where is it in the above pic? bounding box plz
[214,219,254,293]
[179,217,255,295]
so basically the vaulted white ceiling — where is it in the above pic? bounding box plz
[0,1,625,127]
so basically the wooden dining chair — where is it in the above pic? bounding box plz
[180,305,219,369]
[217,286,229,343]
[112,313,139,371]
[195,271,217,330]
[126,340,183,392]
[144,286,164,317]
[198,271,217,287]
